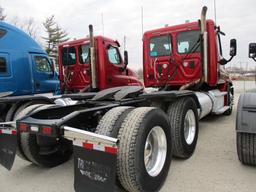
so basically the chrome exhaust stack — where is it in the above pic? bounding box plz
[89,25,97,89]
[200,6,208,83]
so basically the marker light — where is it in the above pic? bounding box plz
[30,125,39,132]
[42,127,52,135]
[19,123,29,132]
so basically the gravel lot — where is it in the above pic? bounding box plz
[0,81,256,192]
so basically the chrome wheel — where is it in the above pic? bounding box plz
[184,109,196,145]
[144,126,167,177]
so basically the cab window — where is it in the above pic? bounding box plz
[0,57,7,73]
[35,56,52,73]
[149,35,172,57]
[177,30,200,54]
[107,45,121,64]
[0,29,7,39]
[62,47,76,66]
[79,44,90,64]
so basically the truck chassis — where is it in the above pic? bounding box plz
[0,85,230,192]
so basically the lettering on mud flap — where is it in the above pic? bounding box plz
[73,140,117,192]
[77,157,111,183]
[1,148,15,156]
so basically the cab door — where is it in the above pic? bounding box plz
[148,34,173,84]
[105,43,128,88]
[31,54,59,94]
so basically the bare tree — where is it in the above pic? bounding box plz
[9,16,38,40]
[9,16,19,26]
[0,6,6,21]
[22,18,38,39]
[0,7,38,41]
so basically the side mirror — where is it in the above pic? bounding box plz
[229,39,237,57]
[249,43,256,58]
[124,50,128,66]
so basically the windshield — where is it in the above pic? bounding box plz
[61,47,76,66]
[78,44,90,64]
[177,30,200,54]
[149,35,172,57]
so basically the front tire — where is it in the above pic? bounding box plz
[167,97,199,159]
[117,107,172,192]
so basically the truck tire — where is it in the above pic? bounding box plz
[95,106,134,137]
[5,102,22,122]
[151,101,167,112]
[13,103,45,161]
[167,97,199,159]
[17,104,72,167]
[95,106,134,191]
[117,107,172,192]
[237,132,256,166]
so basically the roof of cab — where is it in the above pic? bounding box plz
[0,21,46,54]
[58,36,119,47]
[143,19,215,37]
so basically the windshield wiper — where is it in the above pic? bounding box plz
[183,37,201,59]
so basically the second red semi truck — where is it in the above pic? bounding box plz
[0,6,236,192]
[58,32,142,93]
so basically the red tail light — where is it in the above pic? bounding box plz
[42,127,52,135]
[19,123,29,132]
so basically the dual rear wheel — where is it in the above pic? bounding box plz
[6,102,72,167]
[96,97,199,192]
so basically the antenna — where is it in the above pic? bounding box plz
[214,0,217,24]
[101,12,104,36]
[141,6,144,39]
[124,35,126,50]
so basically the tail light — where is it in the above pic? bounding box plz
[19,123,29,132]
[42,127,52,135]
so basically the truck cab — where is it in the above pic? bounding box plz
[0,21,59,96]
[143,19,236,89]
[58,36,142,92]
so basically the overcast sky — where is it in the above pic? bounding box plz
[1,0,256,70]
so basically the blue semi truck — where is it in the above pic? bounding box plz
[0,21,60,121]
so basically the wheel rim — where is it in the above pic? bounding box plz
[184,109,196,145]
[144,126,167,177]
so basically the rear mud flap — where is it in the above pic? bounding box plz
[73,141,117,192]
[0,129,17,170]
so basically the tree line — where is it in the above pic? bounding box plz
[0,6,69,62]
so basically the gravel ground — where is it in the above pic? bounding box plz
[0,81,256,192]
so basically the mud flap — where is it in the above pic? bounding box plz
[0,129,17,170]
[73,141,117,192]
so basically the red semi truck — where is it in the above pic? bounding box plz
[0,6,236,192]
[58,32,142,93]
